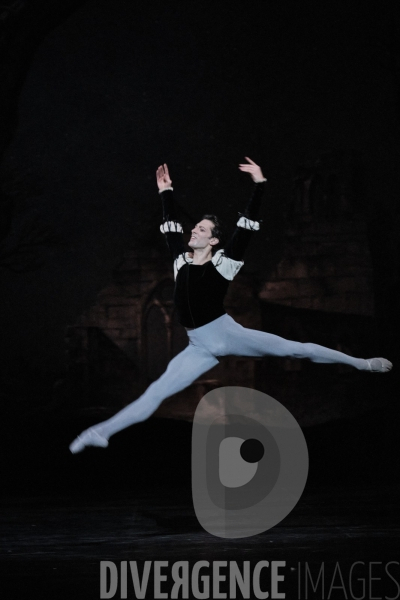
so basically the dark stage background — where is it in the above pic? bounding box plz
[0,2,399,599]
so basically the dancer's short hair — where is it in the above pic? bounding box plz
[201,214,225,251]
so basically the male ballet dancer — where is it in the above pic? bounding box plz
[69,158,392,453]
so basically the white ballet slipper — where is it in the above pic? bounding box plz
[69,428,109,454]
[365,358,393,373]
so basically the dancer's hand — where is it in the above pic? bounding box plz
[156,164,172,191]
[238,157,265,182]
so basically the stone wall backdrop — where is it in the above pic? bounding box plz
[256,151,379,426]
[64,152,381,428]
[260,151,374,315]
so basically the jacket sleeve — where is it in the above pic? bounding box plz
[223,179,266,261]
[159,187,185,261]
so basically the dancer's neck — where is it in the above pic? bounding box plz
[189,248,213,265]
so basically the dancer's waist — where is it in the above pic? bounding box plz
[185,313,229,333]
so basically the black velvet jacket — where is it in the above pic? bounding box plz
[160,181,265,328]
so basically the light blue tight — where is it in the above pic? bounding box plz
[94,314,367,440]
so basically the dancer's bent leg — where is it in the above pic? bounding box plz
[69,343,219,453]
[221,317,392,371]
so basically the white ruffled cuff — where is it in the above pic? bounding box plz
[158,187,174,194]
[253,178,267,183]
[237,216,260,231]
[160,221,183,234]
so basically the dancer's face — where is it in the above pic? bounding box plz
[189,219,219,250]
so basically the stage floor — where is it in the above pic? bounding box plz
[1,484,399,599]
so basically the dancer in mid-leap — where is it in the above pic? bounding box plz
[69,157,392,453]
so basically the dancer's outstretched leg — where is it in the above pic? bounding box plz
[219,316,393,371]
[69,343,219,453]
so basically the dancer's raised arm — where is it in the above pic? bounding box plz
[157,164,185,260]
[224,157,267,261]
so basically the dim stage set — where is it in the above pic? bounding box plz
[1,2,400,600]
[1,159,399,599]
